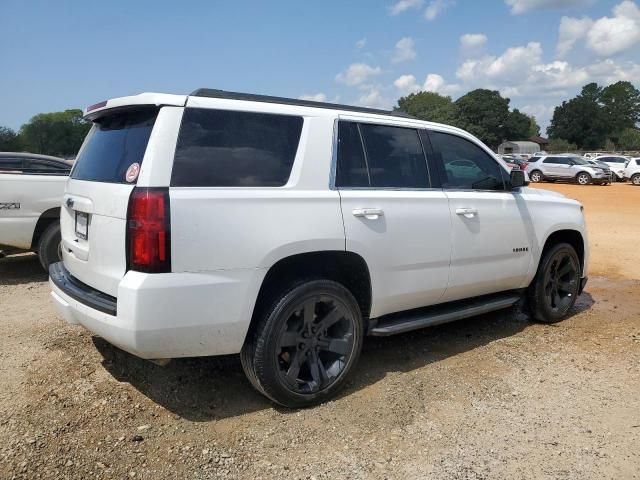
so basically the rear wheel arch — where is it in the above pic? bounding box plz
[246,251,372,341]
[30,207,61,250]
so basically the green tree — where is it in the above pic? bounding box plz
[547,138,578,152]
[396,91,458,125]
[547,83,609,149]
[503,108,533,140]
[0,126,22,151]
[454,89,510,148]
[618,128,640,150]
[20,109,90,156]
[527,115,541,137]
[600,81,640,135]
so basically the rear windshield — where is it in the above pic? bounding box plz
[71,109,157,183]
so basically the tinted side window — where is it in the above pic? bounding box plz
[429,131,505,190]
[528,156,540,163]
[24,159,71,175]
[172,108,303,187]
[0,158,23,173]
[336,121,369,187]
[359,124,428,188]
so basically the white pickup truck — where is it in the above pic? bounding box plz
[0,152,71,270]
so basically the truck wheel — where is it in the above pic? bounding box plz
[632,174,640,186]
[241,280,363,408]
[529,170,543,183]
[576,172,591,185]
[528,243,581,323]
[37,222,62,271]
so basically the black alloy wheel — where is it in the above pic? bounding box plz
[241,280,363,408]
[529,243,581,323]
[275,295,356,394]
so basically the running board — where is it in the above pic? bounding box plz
[369,291,522,337]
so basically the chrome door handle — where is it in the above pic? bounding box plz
[353,208,384,220]
[455,207,478,219]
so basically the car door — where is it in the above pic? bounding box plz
[427,130,533,301]
[542,156,567,178]
[336,119,451,318]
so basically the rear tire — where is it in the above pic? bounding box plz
[631,173,640,186]
[528,243,581,324]
[241,279,363,408]
[37,222,62,271]
[529,170,543,183]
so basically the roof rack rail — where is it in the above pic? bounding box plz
[189,88,416,119]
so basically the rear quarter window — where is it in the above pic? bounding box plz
[171,108,303,187]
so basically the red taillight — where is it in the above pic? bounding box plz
[86,100,107,112]
[127,187,171,273]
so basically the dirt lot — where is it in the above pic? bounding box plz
[1,183,639,479]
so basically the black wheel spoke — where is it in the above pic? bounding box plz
[308,351,321,391]
[318,306,344,331]
[285,351,303,384]
[303,300,316,328]
[558,261,573,277]
[558,280,575,293]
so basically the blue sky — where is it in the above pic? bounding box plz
[2,0,639,133]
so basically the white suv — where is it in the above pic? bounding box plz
[527,155,610,185]
[49,90,589,407]
[597,155,629,181]
[624,158,640,185]
[0,152,72,269]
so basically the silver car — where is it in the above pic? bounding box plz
[527,155,611,185]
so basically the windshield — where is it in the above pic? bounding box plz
[569,157,588,165]
[71,108,158,183]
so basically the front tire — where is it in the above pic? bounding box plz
[576,172,591,185]
[528,243,581,323]
[529,170,543,183]
[241,280,364,408]
[631,173,640,186]
[37,222,62,271]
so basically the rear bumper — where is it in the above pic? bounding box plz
[49,262,265,359]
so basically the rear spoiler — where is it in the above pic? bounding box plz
[84,93,187,121]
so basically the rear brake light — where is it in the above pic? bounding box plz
[126,187,171,273]
[86,100,107,112]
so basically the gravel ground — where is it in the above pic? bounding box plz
[1,183,639,479]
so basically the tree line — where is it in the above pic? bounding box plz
[396,80,640,151]
[0,109,90,157]
[1,81,638,157]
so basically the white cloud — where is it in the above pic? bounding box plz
[555,2,640,57]
[392,37,417,63]
[506,0,592,15]
[389,0,423,15]
[556,16,593,57]
[355,38,367,49]
[335,63,383,86]
[298,93,327,102]
[424,0,452,20]
[586,1,640,56]
[393,73,461,96]
[457,42,543,84]
[460,33,488,56]
[394,74,421,95]
[356,86,393,109]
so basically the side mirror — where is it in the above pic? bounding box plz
[510,168,527,189]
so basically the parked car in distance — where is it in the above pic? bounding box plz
[0,152,72,269]
[597,156,629,182]
[502,155,529,171]
[49,90,589,408]
[527,155,611,185]
[623,158,640,185]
